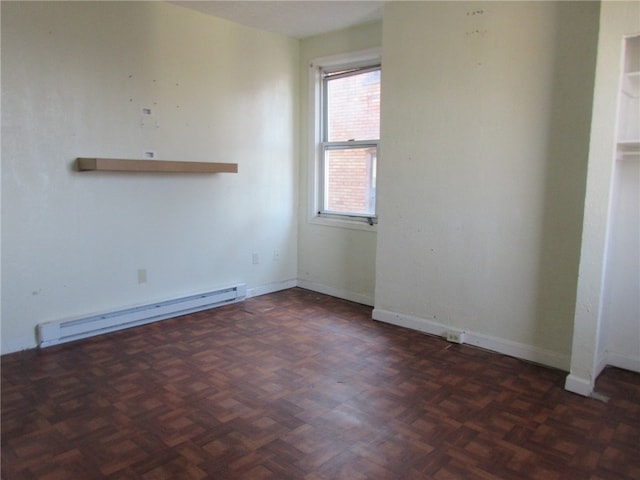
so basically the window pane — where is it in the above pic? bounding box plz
[326,69,380,142]
[324,147,377,215]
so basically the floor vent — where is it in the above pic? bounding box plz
[37,284,246,348]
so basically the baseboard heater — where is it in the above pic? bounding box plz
[37,283,246,348]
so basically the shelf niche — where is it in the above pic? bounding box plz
[616,34,640,158]
[77,158,238,174]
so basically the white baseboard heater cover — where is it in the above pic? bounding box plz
[37,283,246,348]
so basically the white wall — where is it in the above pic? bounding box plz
[602,157,640,371]
[297,22,381,306]
[1,1,299,353]
[567,1,640,395]
[602,27,640,375]
[374,1,599,370]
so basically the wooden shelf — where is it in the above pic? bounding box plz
[77,158,238,174]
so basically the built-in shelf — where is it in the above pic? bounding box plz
[617,36,640,159]
[622,71,640,97]
[617,141,640,160]
[77,158,238,174]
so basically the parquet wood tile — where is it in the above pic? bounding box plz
[2,288,639,479]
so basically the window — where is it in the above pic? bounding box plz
[309,50,381,228]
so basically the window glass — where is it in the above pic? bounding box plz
[323,146,377,215]
[326,69,380,142]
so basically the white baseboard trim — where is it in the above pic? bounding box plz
[247,279,298,299]
[372,308,570,371]
[595,352,609,379]
[564,352,639,398]
[605,353,640,374]
[564,374,594,397]
[373,308,450,338]
[296,279,374,306]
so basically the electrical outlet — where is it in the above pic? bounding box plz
[445,330,464,344]
[252,253,259,265]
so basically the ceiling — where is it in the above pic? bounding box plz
[171,1,386,39]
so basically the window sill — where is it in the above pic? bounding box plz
[309,214,378,232]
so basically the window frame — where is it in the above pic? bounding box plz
[308,48,381,231]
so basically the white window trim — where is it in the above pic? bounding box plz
[307,48,382,232]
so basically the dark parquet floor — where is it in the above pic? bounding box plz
[2,288,639,479]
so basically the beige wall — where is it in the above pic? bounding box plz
[4,1,635,385]
[374,1,600,369]
[297,21,382,306]
[1,1,300,353]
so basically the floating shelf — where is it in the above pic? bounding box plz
[77,158,238,174]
